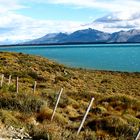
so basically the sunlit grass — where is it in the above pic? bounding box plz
[0,52,139,139]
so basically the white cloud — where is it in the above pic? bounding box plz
[1,0,140,43]
[0,0,26,14]
[0,0,85,43]
[0,13,83,42]
[95,12,140,22]
[47,0,140,13]
[83,12,140,33]
[47,0,140,32]
[26,0,140,33]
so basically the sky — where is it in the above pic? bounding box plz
[1,0,140,43]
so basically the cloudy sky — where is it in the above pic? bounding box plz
[1,0,140,43]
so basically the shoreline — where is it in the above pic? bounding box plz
[0,42,140,48]
[0,51,140,73]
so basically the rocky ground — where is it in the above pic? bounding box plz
[0,122,31,140]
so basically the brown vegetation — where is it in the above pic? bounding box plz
[0,52,140,139]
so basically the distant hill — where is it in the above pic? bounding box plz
[27,33,68,44]
[24,28,140,44]
[60,28,110,43]
[108,29,140,43]
[128,35,140,42]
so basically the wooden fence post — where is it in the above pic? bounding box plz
[33,81,37,94]
[77,97,94,135]
[135,130,140,140]
[8,75,11,85]
[51,88,63,121]
[16,77,19,93]
[0,74,4,87]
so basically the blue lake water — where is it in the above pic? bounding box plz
[0,44,140,72]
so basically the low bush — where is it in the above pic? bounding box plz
[0,92,44,113]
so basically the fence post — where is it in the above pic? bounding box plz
[16,77,19,93]
[33,81,37,94]
[0,74,4,87]
[8,75,11,85]
[51,88,63,121]
[135,130,140,140]
[77,97,94,135]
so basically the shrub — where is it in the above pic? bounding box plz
[9,84,16,92]
[100,79,111,84]
[54,76,68,83]
[29,125,50,140]
[87,115,136,139]
[91,106,107,115]
[37,105,68,125]
[0,110,21,127]
[0,92,44,113]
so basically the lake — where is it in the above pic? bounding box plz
[0,44,140,72]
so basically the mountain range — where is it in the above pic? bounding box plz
[23,28,140,44]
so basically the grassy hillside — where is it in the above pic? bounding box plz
[0,52,140,139]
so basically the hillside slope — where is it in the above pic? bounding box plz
[0,52,140,139]
[108,29,140,43]
[24,28,140,44]
[24,28,110,44]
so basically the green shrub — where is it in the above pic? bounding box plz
[0,110,22,127]
[9,84,16,92]
[30,127,50,140]
[0,93,44,113]
[55,76,68,83]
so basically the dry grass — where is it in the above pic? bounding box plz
[0,52,140,139]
